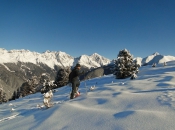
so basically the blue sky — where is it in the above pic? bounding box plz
[0,0,175,59]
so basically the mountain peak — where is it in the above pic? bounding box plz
[152,52,160,56]
[140,52,175,65]
[44,50,51,53]
[91,53,100,56]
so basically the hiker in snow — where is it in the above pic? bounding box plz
[69,63,84,99]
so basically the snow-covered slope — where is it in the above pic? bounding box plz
[1,61,175,130]
[0,48,110,69]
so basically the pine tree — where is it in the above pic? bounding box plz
[40,80,56,94]
[114,49,139,79]
[20,76,40,97]
[40,73,58,94]
[2,92,7,103]
[11,91,17,100]
[16,88,21,98]
[54,67,71,87]
[0,87,7,103]
[0,89,2,104]
[20,82,30,97]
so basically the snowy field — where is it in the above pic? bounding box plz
[0,62,175,130]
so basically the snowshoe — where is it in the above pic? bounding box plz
[74,91,80,98]
[70,91,80,99]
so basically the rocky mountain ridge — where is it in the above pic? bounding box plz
[0,48,110,69]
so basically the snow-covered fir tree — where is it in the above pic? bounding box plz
[20,77,38,97]
[2,93,7,103]
[54,67,71,87]
[0,89,7,103]
[0,84,8,103]
[16,88,21,98]
[20,74,52,97]
[40,80,56,94]
[40,73,55,94]
[0,89,2,103]
[114,49,139,79]
[11,91,17,100]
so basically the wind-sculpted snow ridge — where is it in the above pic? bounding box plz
[1,51,175,130]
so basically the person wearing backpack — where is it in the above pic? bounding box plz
[69,63,84,99]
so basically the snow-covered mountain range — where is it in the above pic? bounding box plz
[1,48,175,68]
[0,48,110,69]
[135,52,175,66]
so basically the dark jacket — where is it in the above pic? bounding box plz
[70,68,84,83]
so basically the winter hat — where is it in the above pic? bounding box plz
[76,63,81,67]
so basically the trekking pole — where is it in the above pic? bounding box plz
[85,77,90,95]
[83,73,88,95]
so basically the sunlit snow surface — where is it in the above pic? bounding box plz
[1,61,175,130]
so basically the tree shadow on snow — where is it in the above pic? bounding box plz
[112,92,121,97]
[96,98,108,105]
[154,76,174,88]
[156,83,172,87]
[155,76,173,82]
[29,106,59,130]
[114,111,135,119]
[136,75,161,81]
[18,106,60,130]
[94,86,115,93]
[133,88,175,94]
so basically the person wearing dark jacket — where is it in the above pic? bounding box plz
[69,63,84,99]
